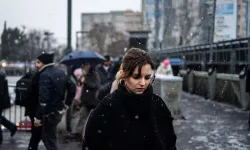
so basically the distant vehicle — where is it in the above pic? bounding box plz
[168,58,184,76]
[16,118,32,131]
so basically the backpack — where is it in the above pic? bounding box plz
[15,72,33,106]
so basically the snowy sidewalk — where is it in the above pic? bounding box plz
[175,93,250,150]
[0,131,81,150]
[1,92,250,150]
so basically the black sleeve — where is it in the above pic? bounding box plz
[2,79,11,110]
[82,102,111,150]
[156,97,177,150]
[84,72,101,89]
[65,77,76,106]
[36,72,52,119]
[99,82,112,91]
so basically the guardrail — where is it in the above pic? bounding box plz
[150,37,250,74]
[1,84,31,131]
[179,69,249,108]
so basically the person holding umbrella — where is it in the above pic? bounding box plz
[73,62,101,140]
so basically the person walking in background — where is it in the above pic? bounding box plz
[65,65,77,133]
[25,53,56,150]
[26,53,75,150]
[82,48,177,150]
[156,58,173,76]
[66,66,83,133]
[73,63,100,140]
[96,55,115,100]
[0,67,17,145]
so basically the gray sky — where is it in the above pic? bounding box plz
[0,0,141,48]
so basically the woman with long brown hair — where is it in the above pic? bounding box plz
[82,48,177,150]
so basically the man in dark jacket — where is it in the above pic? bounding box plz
[95,55,115,100]
[0,67,17,145]
[27,53,75,150]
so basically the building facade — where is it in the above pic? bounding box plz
[144,0,250,51]
[79,10,142,52]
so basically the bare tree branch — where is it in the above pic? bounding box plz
[176,0,202,46]
[88,22,127,55]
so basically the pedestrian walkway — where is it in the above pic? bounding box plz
[0,132,81,150]
[1,92,250,150]
[175,93,250,150]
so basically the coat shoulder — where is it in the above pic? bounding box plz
[99,91,118,107]
[95,64,102,70]
[152,94,173,118]
[152,94,165,105]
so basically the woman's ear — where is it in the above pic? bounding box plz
[119,70,124,78]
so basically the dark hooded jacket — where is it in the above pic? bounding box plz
[82,84,177,150]
[35,63,76,119]
[81,66,101,109]
[95,64,115,100]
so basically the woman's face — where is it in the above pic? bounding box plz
[124,64,153,94]
[81,64,91,74]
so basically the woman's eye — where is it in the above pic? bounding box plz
[145,76,151,80]
[133,76,140,79]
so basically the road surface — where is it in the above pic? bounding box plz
[1,91,250,149]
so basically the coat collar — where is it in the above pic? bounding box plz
[116,83,154,119]
[117,83,153,99]
[39,63,55,72]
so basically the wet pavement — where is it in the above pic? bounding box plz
[0,131,81,150]
[175,93,250,150]
[1,92,250,150]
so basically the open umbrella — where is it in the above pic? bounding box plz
[61,50,106,66]
[169,58,184,66]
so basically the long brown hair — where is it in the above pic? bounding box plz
[118,48,154,80]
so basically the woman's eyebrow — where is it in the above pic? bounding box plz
[132,74,152,76]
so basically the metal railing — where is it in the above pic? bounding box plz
[179,69,249,108]
[150,37,250,74]
[1,84,31,131]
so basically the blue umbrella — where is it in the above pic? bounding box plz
[169,58,184,66]
[61,50,106,65]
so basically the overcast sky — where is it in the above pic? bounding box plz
[0,0,141,48]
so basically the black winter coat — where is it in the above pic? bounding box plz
[82,84,177,150]
[81,69,101,108]
[36,64,76,119]
[95,64,114,100]
[0,72,10,112]
[25,71,40,116]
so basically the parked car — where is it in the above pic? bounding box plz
[16,117,32,131]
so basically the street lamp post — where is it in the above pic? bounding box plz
[209,0,217,64]
[67,0,72,53]
[155,0,160,50]
[44,31,54,51]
